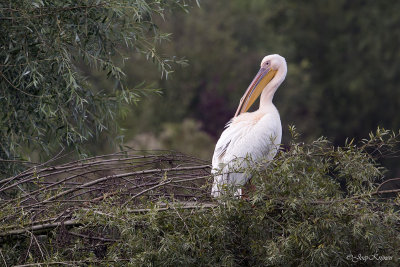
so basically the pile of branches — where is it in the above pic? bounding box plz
[0,150,213,242]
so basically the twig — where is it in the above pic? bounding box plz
[0,220,81,238]
[374,188,400,196]
[86,202,217,215]
[0,72,41,97]
[67,231,119,242]
[24,231,34,263]
[0,249,7,267]
[0,148,66,190]
[375,177,400,192]
[13,259,130,267]
[30,231,46,262]
[122,179,174,207]
[304,188,400,205]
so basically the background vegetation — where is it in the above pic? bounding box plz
[111,0,400,175]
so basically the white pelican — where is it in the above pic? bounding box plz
[211,54,287,197]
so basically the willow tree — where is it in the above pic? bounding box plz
[0,0,195,176]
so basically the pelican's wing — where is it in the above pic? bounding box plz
[212,113,266,167]
[211,117,255,197]
[211,111,282,197]
[212,120,233,168]
[211,118,249,168]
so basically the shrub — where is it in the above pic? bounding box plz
[1,128,399,266]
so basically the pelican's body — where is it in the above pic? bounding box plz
[211,54,287,197]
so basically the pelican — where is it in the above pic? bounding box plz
[211,54,287,197]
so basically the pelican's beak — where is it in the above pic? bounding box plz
[234,67,277,117]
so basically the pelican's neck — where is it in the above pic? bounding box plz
[259,67,287,111]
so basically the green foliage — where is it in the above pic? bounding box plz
[0,0,195,175]
[2,129,400,266]
[267,0,400,143]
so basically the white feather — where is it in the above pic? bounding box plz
[211,106,282,197]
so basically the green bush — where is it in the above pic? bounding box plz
[1,128,399,266]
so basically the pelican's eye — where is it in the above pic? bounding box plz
[264,61,270,67]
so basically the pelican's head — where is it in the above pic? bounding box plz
[235,54,287,117]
